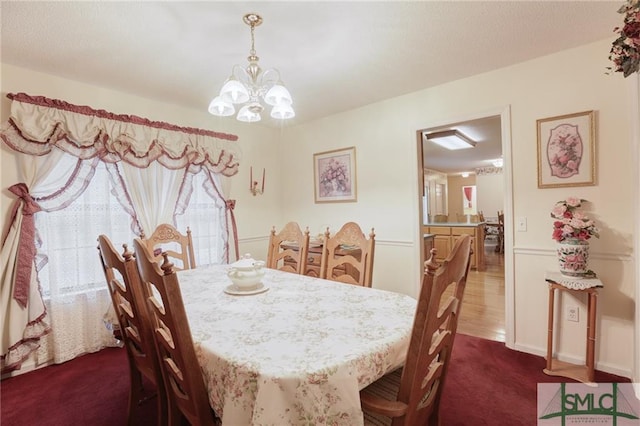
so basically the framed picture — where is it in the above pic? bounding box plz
[462,185,477,215]
[313,146,357,203]
[536,110,596,188]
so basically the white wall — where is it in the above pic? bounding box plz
[477,171,504,219]
[278,38,635,377]
[1,38,635,378]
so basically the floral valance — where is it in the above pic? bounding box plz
[1,92,241,176]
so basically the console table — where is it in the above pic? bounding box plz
[543,271,603,384]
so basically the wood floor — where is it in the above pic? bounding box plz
[447,240,506,342]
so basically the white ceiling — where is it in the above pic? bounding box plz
[1,1,620,172]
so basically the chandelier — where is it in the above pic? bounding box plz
[208,13,295,122]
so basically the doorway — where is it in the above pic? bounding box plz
[416,108,514,345]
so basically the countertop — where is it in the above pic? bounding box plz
[424,222,486,227]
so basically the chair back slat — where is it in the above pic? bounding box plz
[141,223,196,270]
[320,222,375,287]
[266,222,310,274]
[97,235,167,425]
[360,234,472,426]
[133,238,216,426]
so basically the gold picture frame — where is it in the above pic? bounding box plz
[536,110,596,189]
[313,147,357,203]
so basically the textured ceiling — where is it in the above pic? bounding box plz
[1,1,621,172]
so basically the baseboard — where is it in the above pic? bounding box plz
[513,342,632,379]
[1,357,52,380]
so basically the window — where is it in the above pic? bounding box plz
[176,171,226,267]
[37,165,226,298]
[37,162,134,297]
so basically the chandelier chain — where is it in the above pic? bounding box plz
[249,22,256,57]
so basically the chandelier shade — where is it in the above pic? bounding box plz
[209,13,295,122]
[208,96,235,116]
[237,103,262,123]
[220,79,250,104]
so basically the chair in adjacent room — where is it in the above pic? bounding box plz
[496,210,505,253]
[432,214,449,223]
[320,222,375,287]
[266,222,310,274]
[360,234,473,426]
[141,223,196,270]
[133,238,218,426]
[97,235,167,426]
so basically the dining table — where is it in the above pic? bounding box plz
[176,264,417,426]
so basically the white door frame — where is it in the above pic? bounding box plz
[416,105,515,348]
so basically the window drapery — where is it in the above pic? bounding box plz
[1,92,241,371]
[1,149,83,370]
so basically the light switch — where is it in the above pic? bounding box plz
[517,216,527,232]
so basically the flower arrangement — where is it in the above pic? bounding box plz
[551,197,600,242]
[319,158,350,196]
[548,126,582,178]
[608,0,640,77]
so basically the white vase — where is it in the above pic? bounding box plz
[557,239,590,277]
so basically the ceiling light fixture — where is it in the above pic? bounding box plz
[208,13,294,122]
[424,129,477,150]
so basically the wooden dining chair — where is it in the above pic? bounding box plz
[266,222,310,274]
[497,210,505,253]
[97,235,167,426]
[133,238,218,426]
[320,222,375,287]
[360,234,473,426]
[141,223,196,270]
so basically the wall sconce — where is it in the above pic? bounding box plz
[250,166,265,196]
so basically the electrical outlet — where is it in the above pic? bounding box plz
[567,305,579,322]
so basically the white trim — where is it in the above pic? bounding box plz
[513,342,632,379]
[631,72,640,387]
[501,106,515,350]
[373,239,413,247]
[238,235,413,247]
[238,235,270,244]
[513,246,633,262]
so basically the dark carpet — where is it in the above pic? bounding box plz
[1,333,629,425]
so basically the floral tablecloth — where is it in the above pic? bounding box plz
[177,265,417,426]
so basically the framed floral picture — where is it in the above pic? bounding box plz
[536,110,596,189]
[313,147,357,203]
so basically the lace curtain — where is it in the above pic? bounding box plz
[36,160,135,363]
[1,92,240,371]
[176,170,227,266]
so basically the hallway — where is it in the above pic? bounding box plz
[455,241,506,342]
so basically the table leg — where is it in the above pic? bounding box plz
[586,291,597,382]
[546,285,555,371]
